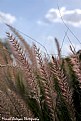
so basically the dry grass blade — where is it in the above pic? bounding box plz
[69,45,76,55]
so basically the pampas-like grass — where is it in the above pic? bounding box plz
[0,89,34,118]
[0,27,79,120]
[69,55,81,121]
[6,24,37,69]
[34,44,57,121]
[6,32,39,100]
[70,55,81,85]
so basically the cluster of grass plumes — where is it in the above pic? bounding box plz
[0,26,81,121]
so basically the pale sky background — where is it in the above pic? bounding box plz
[0,0,81,56]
